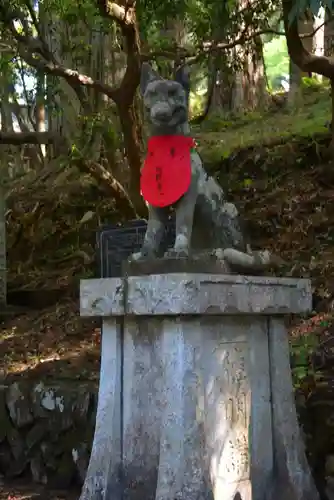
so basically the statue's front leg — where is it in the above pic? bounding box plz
[130,205,168,261]
[165,184,197,259]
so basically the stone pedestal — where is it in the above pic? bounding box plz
[79,273,319,500]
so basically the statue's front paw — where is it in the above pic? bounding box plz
[128,249,158,262]
[164,247,189,259]
[128,251,143,262]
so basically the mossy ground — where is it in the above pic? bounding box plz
[196,82,330,163]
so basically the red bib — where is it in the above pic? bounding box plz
[140,135,194,207]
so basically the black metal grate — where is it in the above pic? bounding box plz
[96,218,175,278]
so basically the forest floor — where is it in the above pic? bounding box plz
[2,81,334,382]
[0,477,80,499]
[1,82,334,497]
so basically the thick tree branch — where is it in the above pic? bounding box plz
[0,132,61,145]
[0,5,121,103]
[142,17,333,65]
[97,0,141,105]
[20,50,120,101]
[96,1,134,24]
[282,0,334,79]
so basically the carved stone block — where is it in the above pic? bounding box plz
[79,272,319,500]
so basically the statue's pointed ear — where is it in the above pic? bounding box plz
[140,63,161,95]
[175,64,190,107]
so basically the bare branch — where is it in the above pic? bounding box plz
[21,0,42,37]
[142,15,334,64]
[22,52,120,100]
[96,1,134,24]
[0,131,61,145]
[142,25,260,64]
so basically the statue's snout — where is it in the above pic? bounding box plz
[151,103,172,123]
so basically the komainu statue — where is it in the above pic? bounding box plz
[130,63,280,273]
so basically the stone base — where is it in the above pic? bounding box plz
[123,253,231,276]
[79,273,318,500]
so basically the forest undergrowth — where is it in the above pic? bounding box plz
[2,83,334,385]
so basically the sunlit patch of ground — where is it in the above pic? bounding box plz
[0,299,100,382]
[196,88,330,163]
[0,477,79,499]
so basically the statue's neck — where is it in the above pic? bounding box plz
[149,121,191,137]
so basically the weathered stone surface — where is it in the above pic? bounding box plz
[268,318,319,500]
[80,278,124,316]
[7,426,25,460]
[126,274,311,316]
[0,380,96,488]
[123,254,231,276]
[72,443,90,484]
[0,442,12,470]
[53,452,77,488]
[73,390,91,422]
[79,318,122,500]
[30,452,47,484]
[25,421,48,450]
[80,274,311,317]
[80,272,317,500]
[120,316,272,500]
[6,382,34,428]
[40,441,59,469]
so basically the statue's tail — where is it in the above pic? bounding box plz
[222,247,285,273]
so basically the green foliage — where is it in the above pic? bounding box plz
[301,75,329,92]
[197,89,330,162]
[290,333,319,389]
[263,35,289,90]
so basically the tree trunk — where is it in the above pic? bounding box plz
[210,54,234,113]
[0,183,6,306]
[232,36,267,112]
[0,68,11,305]
[35,70,46,158]
[288,59,302,106]
[324,8,334,56]
[288,12,316,105]
[117,99,146,214]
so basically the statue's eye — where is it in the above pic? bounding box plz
[146,89,157,99]
[168,88,177,97]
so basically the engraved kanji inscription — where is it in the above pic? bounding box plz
[218,343,250,482]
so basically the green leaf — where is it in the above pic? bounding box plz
[243,178,253,188]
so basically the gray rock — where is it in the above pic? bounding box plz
[30,452,48,484]
[6,457,28,478]
[26,421,48,450]
[6,382,34,428]
[7,426,25,460]
[0,441,12,471]
[52,452,76,488]
[40,441,58,469]
[73,390,91,422]
[3,432,28,478]
[72,443,90,484]
[47,411,73,434]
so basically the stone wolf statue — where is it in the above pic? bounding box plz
[130,63,277,272]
